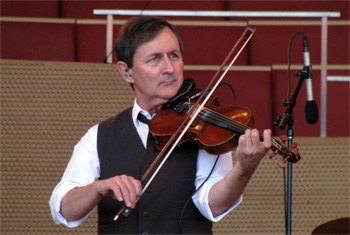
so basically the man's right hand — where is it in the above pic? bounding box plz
[96,175,142,208]
[60,175,142,222]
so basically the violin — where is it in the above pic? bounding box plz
[150,88,301,168]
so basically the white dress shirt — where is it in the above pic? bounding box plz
[49,99,242,227]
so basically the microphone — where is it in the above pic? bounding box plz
[303,35,318,124]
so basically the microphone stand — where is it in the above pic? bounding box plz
[277,66,309,235]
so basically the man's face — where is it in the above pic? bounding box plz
[129,27,184,113]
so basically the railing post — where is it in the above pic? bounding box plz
[105,14,113,64]
[320,16,328,137]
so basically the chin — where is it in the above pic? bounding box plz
[163,89,178,100]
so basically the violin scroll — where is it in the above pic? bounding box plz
[269,135,301,168]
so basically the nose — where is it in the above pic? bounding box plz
[162,56,175,74]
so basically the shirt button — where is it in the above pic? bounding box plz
[142,211,149,217]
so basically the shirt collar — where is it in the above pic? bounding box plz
[132,99,153,127]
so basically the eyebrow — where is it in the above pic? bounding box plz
[147,49,180,58]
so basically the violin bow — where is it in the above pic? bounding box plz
[114,27,256,221]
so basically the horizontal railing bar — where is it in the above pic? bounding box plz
[93,9,340,18]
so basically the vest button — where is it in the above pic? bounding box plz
[142,211,149,217]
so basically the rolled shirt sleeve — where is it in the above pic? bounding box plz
[193,150,242,222]
[49,124,100,227]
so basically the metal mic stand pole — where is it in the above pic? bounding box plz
[277,67,308,235]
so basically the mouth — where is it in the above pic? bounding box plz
[159,77,177,86]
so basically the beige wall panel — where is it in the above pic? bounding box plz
[1,60,349,234]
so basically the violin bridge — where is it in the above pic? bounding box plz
[189,105,201,119]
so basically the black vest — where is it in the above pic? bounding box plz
[97,108,212,234]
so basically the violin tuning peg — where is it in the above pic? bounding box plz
[269,150,278,159]
[278,159,287,168]
[280,135,288,143]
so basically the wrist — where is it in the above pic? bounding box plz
[93,180,107,199]
[234,162,256,180]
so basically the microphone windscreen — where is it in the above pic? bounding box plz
[305,100,318,124]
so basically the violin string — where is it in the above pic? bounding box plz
[196,106,297,161]
[188,103,252,134]
[207,108,282,148]
[197,107,283,148]
[184,103,283,149]
[203,107,249,133]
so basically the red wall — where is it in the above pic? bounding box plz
[2,1,348,20]
[1,20,76,61]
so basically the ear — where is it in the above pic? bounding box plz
[117,61,134,84]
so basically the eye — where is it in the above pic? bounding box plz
[146,54,161,64]
[170,52,180,60]
[149,56,158,61]
[147,57,156,63]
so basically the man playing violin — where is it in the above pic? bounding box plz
[50,16,271,234]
